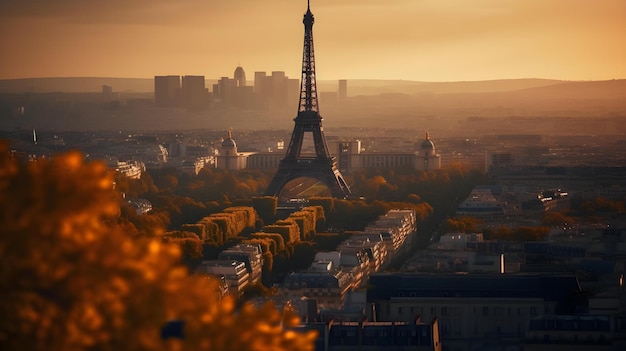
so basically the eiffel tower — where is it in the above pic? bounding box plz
[265,0,351,199]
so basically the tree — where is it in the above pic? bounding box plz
[0,143,315,351]
[405,193,421,204]
[483,226,513,241]
[443,216,482,233]
[153,169,179,191]
[291,242,317,271]
[571,196,625,220]
[485,225,549,242]
[252,196,277,224]
[542,211,575,228]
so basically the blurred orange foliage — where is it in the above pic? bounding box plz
[0,142,315,351]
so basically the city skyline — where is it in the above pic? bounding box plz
[1,0,625,82]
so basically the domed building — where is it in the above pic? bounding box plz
[420,132,436,155]
[217,130,249,170]
[323,131,443,172]
[221,130,237,155]
[416,132,441,171]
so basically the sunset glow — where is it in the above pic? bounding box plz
[1,0,625,81]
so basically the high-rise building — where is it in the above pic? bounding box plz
[287,78,300,108]
[252,71,299,111]
[102,85,113,95]
[213,68,253,108]
[271,71,288,108]
[154,75,181,107]
[213,77,235,104]
[234,66,246,87]
[254,71,267,94]
[181,75,208,109]
[253,71,268,109]
[338,79,347,100]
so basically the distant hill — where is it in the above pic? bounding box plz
[1,77,624,101]
[0,76,564,95]
[507,79,626,100]
[319,78,565,96]
[0,77,155,93]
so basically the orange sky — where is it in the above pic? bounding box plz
[1,0,625,81]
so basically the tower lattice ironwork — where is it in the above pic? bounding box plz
[265,1,351,199]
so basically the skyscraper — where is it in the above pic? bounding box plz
[181,75,207,109]
[338,79,347,100]
[154,75,181,107]
[234,66,246,87]
[212,67,253,108]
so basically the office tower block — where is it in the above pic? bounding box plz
[154,75,181,107]
[182,75,207,109]
[338,79,347,100]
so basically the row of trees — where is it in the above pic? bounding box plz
[120,165,481,209]
[116,163,483,234]
[164,203,323,254]
[441,194,626,243]
[163,202,332,286]
[443,215,554,242]
[308,196,433,231]
[179,206,258,244]
[483,226,551,242]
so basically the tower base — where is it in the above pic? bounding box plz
[265,157,350,199]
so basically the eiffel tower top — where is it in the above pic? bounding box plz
[298,0,319,114]
[304,0,314,26]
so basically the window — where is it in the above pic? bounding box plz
[441,323,449,336]
[494,307,504,316]
[454,320,462,336]
[482,307,489,316]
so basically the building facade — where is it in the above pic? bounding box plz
[367,273,581,351]
[154,75,181,107]
[181,75,208,109]
[196,260,250,296]
[329,133,442,173]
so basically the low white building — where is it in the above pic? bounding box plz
[216,131,250,170]
[197,260,249,296]
[219,243,264,286]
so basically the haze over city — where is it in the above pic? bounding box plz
[2,1,626,350]
[1,0,625,81]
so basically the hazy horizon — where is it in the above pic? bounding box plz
[1,0,625,82]
[0,76,590,82]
